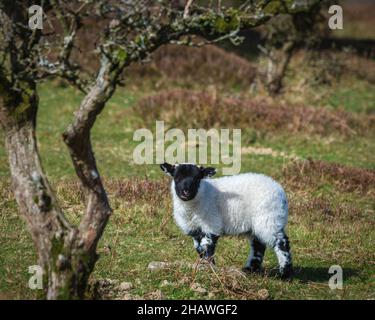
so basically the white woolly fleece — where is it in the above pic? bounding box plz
[171,173,288,247]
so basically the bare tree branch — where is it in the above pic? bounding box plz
[184,0,194,19]
[0,0,324,299]
[62,51,127,252]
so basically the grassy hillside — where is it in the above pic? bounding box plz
[0,37,374,299]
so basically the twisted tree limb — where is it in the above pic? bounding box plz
[0,0,323,299]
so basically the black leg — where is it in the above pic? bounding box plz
[274,232,293,280]
[201,233,219,263]
[190,230,219,263]
[244,236,266,273]
[190,229,205,258]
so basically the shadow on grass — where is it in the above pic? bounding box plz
[293,267,359,283]
[265,266,360,283]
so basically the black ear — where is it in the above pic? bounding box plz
[201,166,216,178]
[160,163,175,177]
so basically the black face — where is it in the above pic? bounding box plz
[160,163,216,201]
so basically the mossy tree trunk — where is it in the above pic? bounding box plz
[0,77,105,299]
[0,11,121,296]
[0,2,117,299]
[0,53,121,299]
[264,40,295,95]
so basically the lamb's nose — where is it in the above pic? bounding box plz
[182,190,190,196]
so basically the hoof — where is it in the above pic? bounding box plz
[280,265,294,281]
[242,266,263,275]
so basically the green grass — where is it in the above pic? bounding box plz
[258,133,375,170]
[0,48,375,300]
[327,82,375,114]
[0,175,373,300]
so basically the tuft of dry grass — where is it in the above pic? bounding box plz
[342,53,375,84]
[283,159,375,196]
[289,194,365,223]
[133,89,372,136]
[105,178,170,204]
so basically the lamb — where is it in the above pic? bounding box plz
[160,162,293,279]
